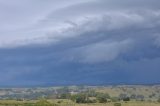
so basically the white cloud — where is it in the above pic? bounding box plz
[0,0,93,48]
[0,0,160,50]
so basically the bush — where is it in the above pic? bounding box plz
[119,93,127,100]
[57,100,63,104]
[114,103,121,106]
[96,93,108,103]
[71,93,88,103]
[123,97,130,101]
[130,94,136,99]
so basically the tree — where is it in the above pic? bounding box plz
[130,94,136,99]
[71,93,88,103]
[119,93,127,100]
[123,97,130,101]
[96,93,109,103]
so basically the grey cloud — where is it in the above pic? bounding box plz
[154,34,160,47]
[0,0,160,48]
[73,39,133,63]
[41,9,160,63]
[0,0,160,86]
[0,0,91,47]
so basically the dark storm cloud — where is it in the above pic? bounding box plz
[0,0,160,86]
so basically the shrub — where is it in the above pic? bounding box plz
[71,93,88,103]
[123,97,130,101]
[96,93,108,103]
[119,93,127,100]
[57,100,63,104]
[130,94,136,99]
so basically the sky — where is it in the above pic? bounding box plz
[0,0,160,87]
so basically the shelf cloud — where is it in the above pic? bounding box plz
[0,0,160,86]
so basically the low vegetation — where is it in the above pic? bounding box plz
[0,86,159,106]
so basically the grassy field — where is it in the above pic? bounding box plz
[0,100,159,106]
[75,102,160,106]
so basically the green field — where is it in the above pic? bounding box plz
[0,100,160,106]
